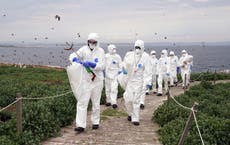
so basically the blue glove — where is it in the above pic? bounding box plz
[94,58,99,63]
[122,68,128,75]
[166,72,170,76]
[177,67,180,73]
[138,63,142,68]
[146,84,151,89]
[118,71,122,74]
[72,57,82,64]
[190,65,193,70]
[83,61,96,68]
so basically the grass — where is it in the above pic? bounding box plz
[101,108,128,117]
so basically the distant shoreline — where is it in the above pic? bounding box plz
[0,63,65,71]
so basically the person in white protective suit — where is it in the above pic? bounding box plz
[179,50,193,88]
[68,33,105,133]
[157,49,170,96]
[148,50,158,94]
[139,50,152,109]
[169,51,179,87]
[105,44,122,109]
[123,40,151,125]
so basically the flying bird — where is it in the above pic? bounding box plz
[164,36,167,40]
[34,37,37,40]
[77,33,81,38]
[45,37,48,40]
[55,15,61,21]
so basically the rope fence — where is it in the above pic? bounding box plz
[0,99,20,112]
[22,91,72,100]
[167,89,205,145]
[0,90,72,113]
[192,109,205,145]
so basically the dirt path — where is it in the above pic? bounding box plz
[42,80,229,145]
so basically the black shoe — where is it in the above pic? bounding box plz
[112,104,118,109]
[74,127,84,134]
[153,91,157,94]
[165,92,169,96]
[105,102,111,106]
[140,104,145,110]
[145,92,149,95]
[157,93,162,96]
[127,116,131,122]
[133,122,140,126]
[92,124,99,130]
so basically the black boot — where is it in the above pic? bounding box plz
[74,127,84,134]
[157,93,162,96]
[127,116,131,122]
[133,122,140,126]
[92,124,99,130]
[165,91,169,96]
[140,104,145,110]
[112,104,118,109]
[105,102,111,106]
[145,92,149,95]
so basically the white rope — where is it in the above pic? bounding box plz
[192,109,205,145]
[193,73,204,81]
[168,90,192,111]
[0,99,20,112]
[22,90,72,100]
[168,89,205,145]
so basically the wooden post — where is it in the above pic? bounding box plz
[16,93,22,133]
[214,70,216,84]
[178,102,199,145]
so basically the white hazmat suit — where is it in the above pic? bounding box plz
[157,49,170,96]
[123,40,151,125]
[149,50,158,93]
[169,51,179,86]
[68,33,105,132]
[139,51,152,108]
[105,44,122,108]
[179,50,193,88]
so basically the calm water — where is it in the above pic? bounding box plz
[0,43,230,72]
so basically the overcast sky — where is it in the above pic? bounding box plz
[0,0,229,43]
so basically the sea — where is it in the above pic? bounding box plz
[0,42,230,72]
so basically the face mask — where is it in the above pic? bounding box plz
[112,49,116,54]
[135,49,141,55]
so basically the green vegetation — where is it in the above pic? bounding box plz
[190,71,230,81]
[0,65,76,145]
[102,108,128,117]
[153,81,230,145]
[0,65,125,145]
